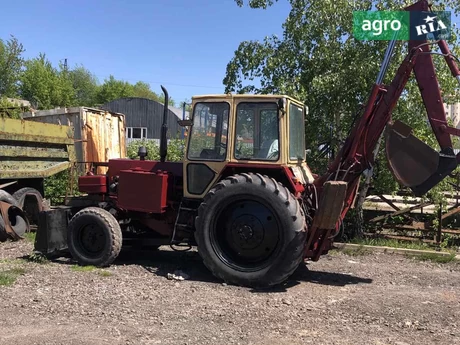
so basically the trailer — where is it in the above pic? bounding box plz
[22,107,126,174]
[0,116,75,226]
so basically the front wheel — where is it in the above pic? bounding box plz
[195,173,307,288]
[67,207,122,267]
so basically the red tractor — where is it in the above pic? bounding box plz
[35,0,460,288]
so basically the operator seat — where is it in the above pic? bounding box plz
[256,139,279,159]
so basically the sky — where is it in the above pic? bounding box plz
[0,0,459,105]
[0,0,290,104]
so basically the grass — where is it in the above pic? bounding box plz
[0,268,26,287]
[23,232,36,243]
[71,265,96,272]
[0,258,26,264]
[341,245,372,256]
[97,270,113,277]
[337,237,459,263]
[348,237,437,251]
[71,265,113,277]
[412,252,457,264]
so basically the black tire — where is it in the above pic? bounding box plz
[0,190,19,207]
[195,173,307,288]
[0,207,29,237]
[12,188,45,226]
[67,207,122,267]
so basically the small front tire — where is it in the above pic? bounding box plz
[67,207,122,267]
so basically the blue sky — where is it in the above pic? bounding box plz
[0,0,459,105]
[0,0,290,104]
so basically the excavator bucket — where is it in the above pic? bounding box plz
[385,120,458,197]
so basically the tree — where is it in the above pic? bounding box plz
[226,0,460,237]
[132,81,176,106]
[96,76,176,106]
[0,35,25,97]
[20,53,76,109]
[69,65,99,107]
[96,75,134,104]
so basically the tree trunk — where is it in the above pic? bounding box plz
[350,134,385,238]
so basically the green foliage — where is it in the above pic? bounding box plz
[127,138,185,162]
[43,168,80,205]
[96,75,135,104]
[23,232,36,243]
[69,65,99,106]
[96,76,176,106]
[0,97,22,119]
[24,252,49,264]
[226,0,460,209]
[0,35,24,97]
[20,53,76,109]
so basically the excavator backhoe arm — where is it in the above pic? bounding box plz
[306,0,460,260]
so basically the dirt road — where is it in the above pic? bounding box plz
[0,240,459,345]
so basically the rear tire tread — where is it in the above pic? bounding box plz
[195,173,306,288]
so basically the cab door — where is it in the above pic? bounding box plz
[183,100,232,199]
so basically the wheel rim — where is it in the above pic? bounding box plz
[211,198,281,272]
[76,224,106,258]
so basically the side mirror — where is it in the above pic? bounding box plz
[305,149,311,156]
[277,98,286,117]
[178,119,193,127]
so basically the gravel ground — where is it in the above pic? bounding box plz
[0,239,459,345]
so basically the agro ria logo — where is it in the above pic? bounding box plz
[410,11,451,40]
[352,10,451,41]
[415,14,447,36]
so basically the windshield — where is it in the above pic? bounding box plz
[234,102,279,161]
[187,102,229,161]
[289,102,305,161]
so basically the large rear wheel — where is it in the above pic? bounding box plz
[195,173,307,288]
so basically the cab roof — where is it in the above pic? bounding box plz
[191,93,303,104]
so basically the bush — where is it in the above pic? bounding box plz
[127,139,185,162]
[44,168,80,205]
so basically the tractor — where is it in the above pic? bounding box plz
[34,0,460,288]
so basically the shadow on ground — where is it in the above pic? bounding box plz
[21,246,373,291]
[249,262,373,293]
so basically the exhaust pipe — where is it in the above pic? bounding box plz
[160,85,169,163]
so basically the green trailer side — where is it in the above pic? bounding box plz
[0,117,75,198]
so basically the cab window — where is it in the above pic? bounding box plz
[187,102,229,161]
[234,102,279,161]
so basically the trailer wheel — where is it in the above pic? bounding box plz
[195,173,307,288]
[0,207,28,237]
[13,188,45,226]
[0,190,19,207]
[67,207,122,267]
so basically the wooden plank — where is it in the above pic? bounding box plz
[364,232,436,243]
[441,206,460,221]
[369,202,432,223]
[383,226,460,235]
[377,194,413,221]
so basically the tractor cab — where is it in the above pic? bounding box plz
[182,94,315,199]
